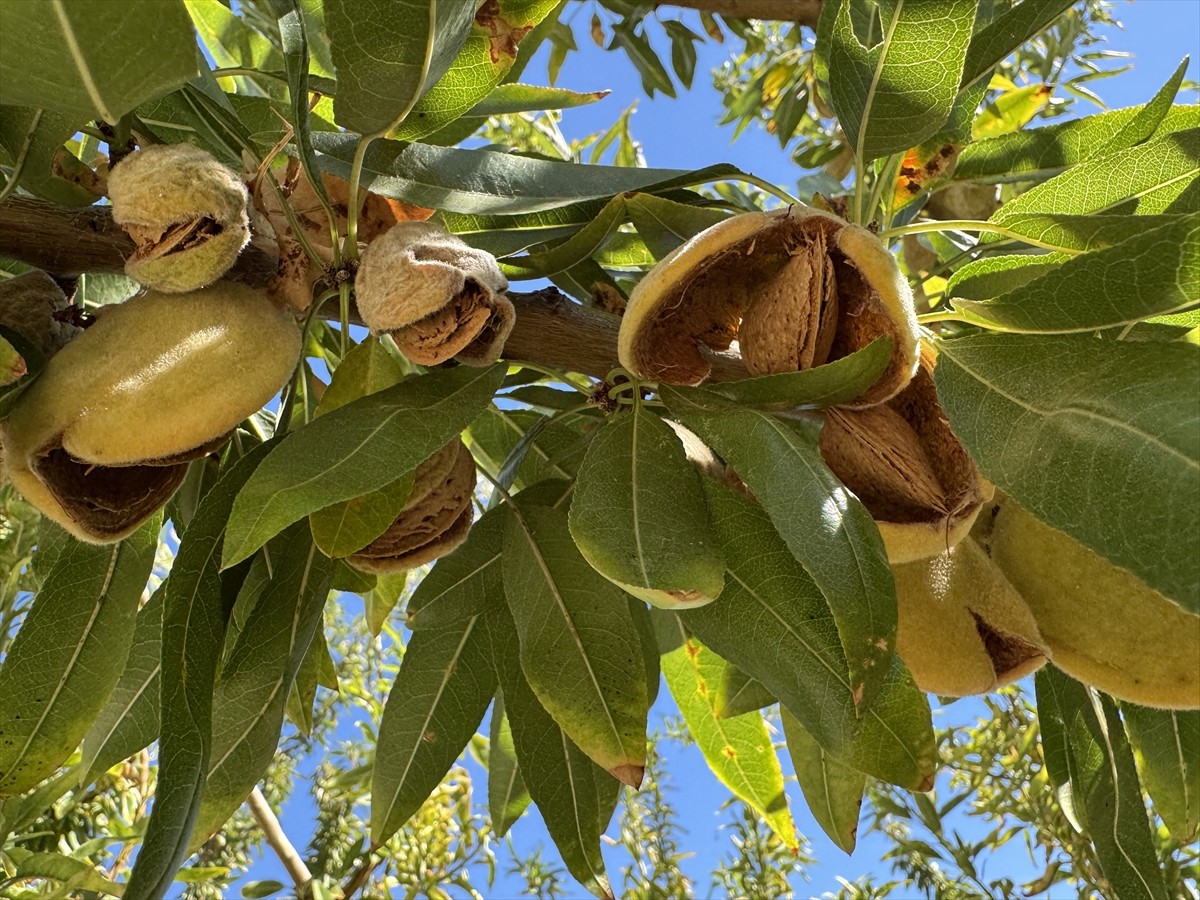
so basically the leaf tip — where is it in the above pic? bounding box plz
[610,763,645,788]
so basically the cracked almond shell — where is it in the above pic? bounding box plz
[617,207,919,407]
[347,438,477,574]
[819,345,991,563]
[108,143,250,293]
[988,499,1199,710]
[894,538,1047,697]
[0,285,301,542]
[355,222,513,366]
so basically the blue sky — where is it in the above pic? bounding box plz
[242,3,1200,898]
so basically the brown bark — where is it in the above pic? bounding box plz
[0,196,749,382]
[654,0,821,26]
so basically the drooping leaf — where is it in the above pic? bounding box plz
[488,608,615,899]
[780,708,865,855]
[487,690,531,838]
[309,130,740,215]
[1036,668,1169,900]
[715,665,776,720]
[656,614,798,851]
[935,333,1199,611]
[287,625,335,737]
[502,499,648,783]
[224,364,505,567]
[0,516,158,796]
[828,0,977,163]
[1121,704,1199,843]
[610,19,675,99]
[365,572,409,637]
[568,404,724,607]
[190,523,333,848]
[79,589,165,786]
[681,479,936,791]
[372,615,497,844]
[406,504,508,630]
[443,202,606,258]
[662,386,896,714]
[124,444,273,900]
[0,0,198,123]
[501,195,630,280]
[625,193,730,259]
[325,0,475,135]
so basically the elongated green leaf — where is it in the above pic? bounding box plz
[502,499,648,783]
[1093,58,1191,158]
[488,690,531,837]
[224,364,505,567]
[657,615,798,850]
[392,1,560,141]
[124,445,273,900]
[3,848,126,898]
[326,0,474,135]
[407,504,508,630]
[662,387,896,713]
[1036,668,1168,900]
[488,609,615,899]
[0,517,158,796]
[372,615,497,843]
[946,253,1069,302]
[0,106,98,206]
[956,105,1200,184]
[972,84,1052,142]
[569,405,724,607]
[309,131,740,215]
[501,195,627,279]
[186,0,285,71]
[0,0,198,123]
[829,0,976,163]
[715,665,776,720]
[444,202,605,257]
[781,708,864,854]
[467,407,592,488]
[935,334,1199,610]
[682,479,936,790]
[611,20,675,99]
[625,194,730,260]
[955,217,1199,331]
[707,337,893,411]
[1121,704,1199,843]
[80,589,165,785]
[309,339,413,558]
[286,625,334,737]
[958,0,1072,90]
[467,83,609,117]
[190,524,332,848]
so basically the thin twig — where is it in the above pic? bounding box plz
[247,786,313,898]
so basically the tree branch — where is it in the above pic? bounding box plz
[0,196,750,382]
[247,786,313,898]
[653,0,821,27]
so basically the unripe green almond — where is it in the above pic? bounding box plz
[894,538,1047,697]
[991,500,1200,710]
[108,143,250,293]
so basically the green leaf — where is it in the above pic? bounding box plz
[502,499,648,783]
[1121,704,1199,843]
[0,0,199,124]
[79,589,165,786]
[467,406,592,487]
[681,480,936,790]
[953,218,1199,331]
[443,202,606,257]
[392,1,561,141]
[956,105,1200,185]
[715,665,776,720]
[0,106,98,206]
[0,517,158,796]
[501,195,628,280]
[286,626,334,737]
[224,364,505,567]
[568,405,724,608]
[945,253,1070,302]
[829,0,976,163]
[365,572,408,637]
[662,386,896,714]
[611,21,675,99]
[371,615,497,844]
[957,0,1073,91]
[241,881,286,899]
[1036,668,1169,900]
[186,0,285,72]
[309,130,741,215]
[124,445,273,900]
[780,708,865,855]
[935,334,1199,610]
[407,504,508,630]
[656,615,798,850]
[487,690,531,837]
[971,84,1052,141]
[625,194,730,260]
[1091,58,1191,158]
[309,339,413,558]
[488,608,615,900]
[706,337,894,411]
[325,0,475,135]
[191,523,332,849]
[466,83,610,117]
[663,20,700,90]
[3,848,126,897]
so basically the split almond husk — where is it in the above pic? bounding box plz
[347,438,477,573]
[0,270,83,361]
[108,144,250,293]
[618,206,919,407]
[354,222,513,366]
[819,345,991,563]
[893,537,1047,697]
[0,285,301,542]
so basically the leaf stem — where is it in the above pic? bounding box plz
[0,109,42,206]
